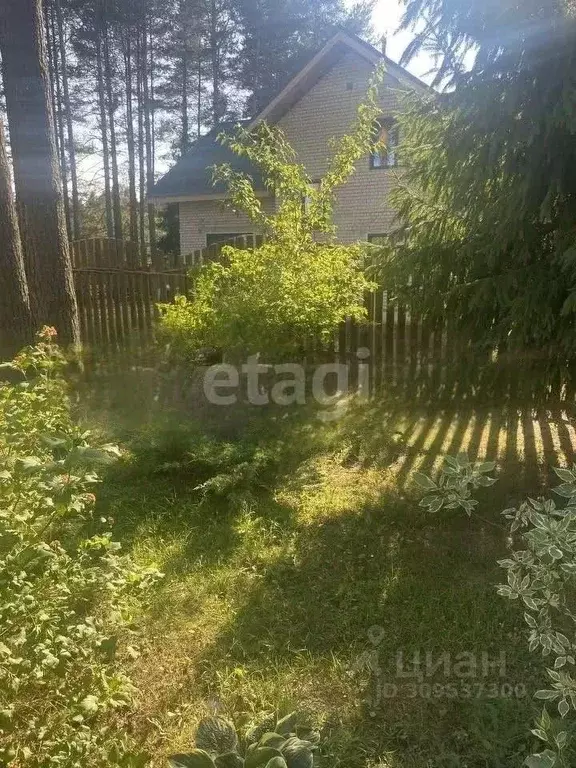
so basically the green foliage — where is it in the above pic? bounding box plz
[159,72,384,360]
[414,456,576,767]
[414,454,497,515]
[169,713,320,768]
[375,1,576,384]
[0,328,159,767]
[497,466,576,767]
[128,419,285,503]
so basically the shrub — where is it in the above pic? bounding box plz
[415,456,576,768]
[169,712,320,767]
[158,69,384,361]
[0,328,159,767]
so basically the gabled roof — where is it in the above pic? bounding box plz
[150,31,429,202]
[248,31,429,128]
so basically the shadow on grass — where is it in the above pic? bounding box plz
[93,390,576,766]
[194,486,541,767]
[184,403,576,767]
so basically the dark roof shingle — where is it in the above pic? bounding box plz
[150,121,264,199]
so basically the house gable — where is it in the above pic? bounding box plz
[150,31,428,205]
[249,30,427,129]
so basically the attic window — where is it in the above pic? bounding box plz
[346,81,354,91]
[370,119,399,169]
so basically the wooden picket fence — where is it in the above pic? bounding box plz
[71,238,188,351]
[71,236,574,402]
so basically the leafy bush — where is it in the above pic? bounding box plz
[159,70,384,361]
[169,712,320,767]
[0,328,159,767]
[415,456,576,768]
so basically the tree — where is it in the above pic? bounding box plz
[0,121,32,356]
[376,0,576,386]
[235,0,374,115]
[0,0,80,346]
[159,69,384,360]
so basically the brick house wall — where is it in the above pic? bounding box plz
[179,50,406,253]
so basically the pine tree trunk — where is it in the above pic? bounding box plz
[124,33,139,247]
[181,50,189,152]
[0,0,79,346]
[210,0,220,126]
[137,28,146,260]
[143,23,158,267]
[96,34,114,238]
[55,0,80,238]
[48,2,72,240]
[0,120,32,357]
[103,20,123,240]
[197,54,202,137]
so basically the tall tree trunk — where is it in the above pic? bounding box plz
[0,0,79,346]
[96,35,113,238]
[210,0,220,126]
[136,29,146,259]
[142,23,158,267]
[0,120,32,356]
[124,33,139,246]
[103,19,123,239]
[181,49,189,152]
[48,1,72,239]
[197,54,202,137]
[55,0,80,238]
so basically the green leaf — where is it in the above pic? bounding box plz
[553,483,576,498]
[524,750,557,768]
[477,461,496,473]
[196,717,239,755]
[215,753,244,768]
[169,751,216,768]
[427,496,444,514]
[477,475,497,486]
[245,747,283,768]
[280,737,314,768]
[16,456,43,473]
[265,760,288,768]
[554,467,575,483]
[413,472,437,491]
[258,733,286,750]
[534,690,558,700]
[79,695,99,714]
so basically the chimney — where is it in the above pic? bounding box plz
[380,34,387,56]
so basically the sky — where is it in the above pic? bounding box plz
[352,0,435,82]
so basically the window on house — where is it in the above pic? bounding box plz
[367,234,388,244]
[370,119,399,169]
[206,233,251,247]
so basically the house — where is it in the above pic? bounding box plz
[150,31,428,254]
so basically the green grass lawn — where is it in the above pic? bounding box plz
[90,394,576,767]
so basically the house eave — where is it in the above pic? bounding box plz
[149,191,271,205]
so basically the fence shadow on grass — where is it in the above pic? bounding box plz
[186,401,576,766]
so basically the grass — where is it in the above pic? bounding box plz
[88,392,576,767]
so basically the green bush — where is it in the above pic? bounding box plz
[415,456,576,768]
[0,328,159,767]
[159,70,384,361]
